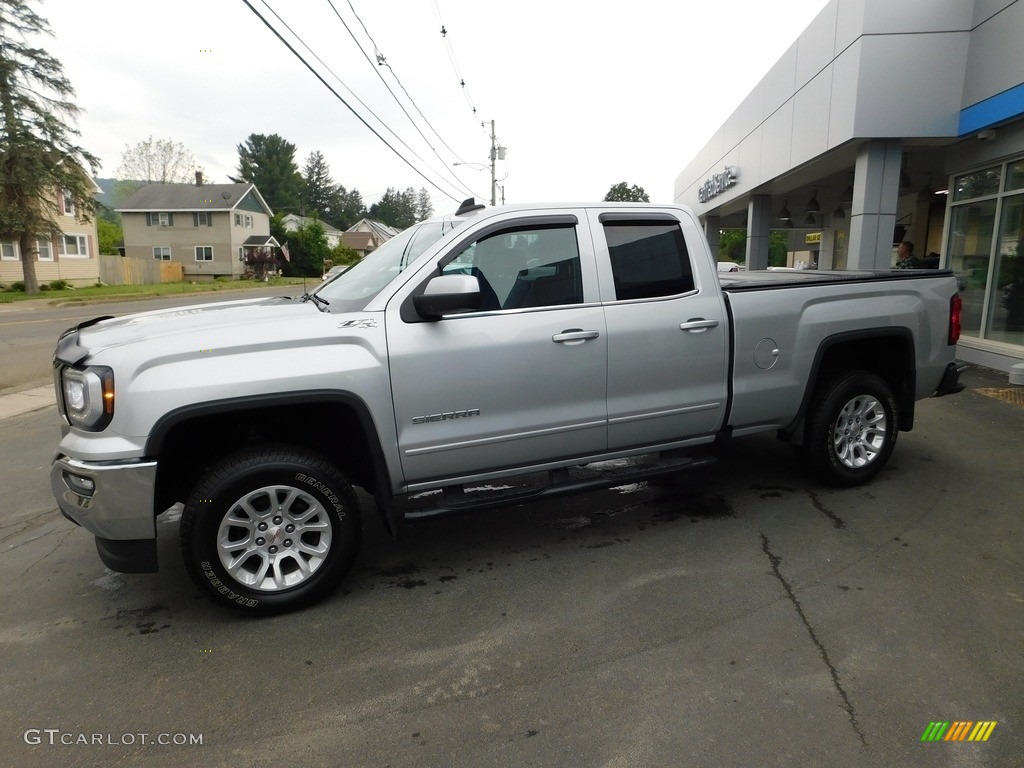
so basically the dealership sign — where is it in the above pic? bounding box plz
[697,166,739,203]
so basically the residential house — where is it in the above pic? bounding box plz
[0,183,102,288]
[340,218,399,259]
[280,213,344,248]
[117,176,279,280]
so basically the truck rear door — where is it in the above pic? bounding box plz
[589,209,729,449]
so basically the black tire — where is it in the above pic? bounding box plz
[180,444,361,615]
[803,371,898,487]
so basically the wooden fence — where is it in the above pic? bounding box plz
[99,256,184,285]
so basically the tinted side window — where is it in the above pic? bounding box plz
[442,225,582,310]
[603,221,694,300]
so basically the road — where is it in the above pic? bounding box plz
[0,286,301,393]
[0,293,1021,767]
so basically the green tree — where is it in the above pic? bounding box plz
[329,242,360,267]
[369,187,419,229]
[603,181,650,203]
[116,136,197,184]
[279,217,329,278]
[714,228,790,267]
[0,0,99,294]
[301,151,334,219]
[769,230,790,267]
[235,133,303,214]
[416,188,433,222]
[328,185,365,230]
[96,217,122,255]
[718,229,747,262]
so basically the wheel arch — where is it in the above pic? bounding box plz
[781,329,915,445]
[147,391,393,528]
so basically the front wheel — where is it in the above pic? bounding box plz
[180,445,361,615]
[803,371,898,486]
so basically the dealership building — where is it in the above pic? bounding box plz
[675,0,1024,374]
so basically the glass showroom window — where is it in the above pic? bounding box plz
[945,159,1024,348]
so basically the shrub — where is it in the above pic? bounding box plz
[10,282,25,292]
[39,283,51,291]
[48,279,70,291]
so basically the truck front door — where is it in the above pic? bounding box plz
[387,213,608,484]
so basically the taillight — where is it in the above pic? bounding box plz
[949,294,962,345]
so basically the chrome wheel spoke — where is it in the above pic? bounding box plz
[832,394,887,469]
[216,483,334,593]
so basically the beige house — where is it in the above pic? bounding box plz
[0,186,101,288]
[117,179,277,280]
[340,218,399,259]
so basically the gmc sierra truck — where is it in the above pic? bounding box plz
[50,200,965,613]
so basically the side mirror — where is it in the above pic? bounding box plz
[413,274,482,319]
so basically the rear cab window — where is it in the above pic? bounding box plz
[597,213,696,301]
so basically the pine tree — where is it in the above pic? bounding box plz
[301,151,334,220]
[235,133,303,215]
[0,0,99,294]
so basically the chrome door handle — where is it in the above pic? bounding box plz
[679,318,720,332]
[552,330,600,343]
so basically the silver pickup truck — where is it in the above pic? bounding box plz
[50,200,964,613]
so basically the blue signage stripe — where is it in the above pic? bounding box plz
[959,82,1024,135]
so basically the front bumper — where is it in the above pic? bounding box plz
[50,455,159,572]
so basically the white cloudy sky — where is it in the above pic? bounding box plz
[41,0,829,211]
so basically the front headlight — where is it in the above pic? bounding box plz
[61,366,115,430]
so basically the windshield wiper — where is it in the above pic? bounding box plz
[300,292,330,311]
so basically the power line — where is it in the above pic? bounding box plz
[241,0,465,204]
[325,0,484,200]
[433,0,479,118]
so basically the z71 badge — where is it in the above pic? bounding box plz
[337,318,377,328]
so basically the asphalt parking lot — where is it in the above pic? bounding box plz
[0,362,1021,768]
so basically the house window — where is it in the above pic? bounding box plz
[0,242,17,260]
[147,212,172,227]
[195,246,213,261]
[37,239,53,261]
[245,215,253,228]
[194,212,210,227]
[235,213,242,226]
[153,246,171,261]
[62,190,75,216]
[238,246,245,261]
[59,234,88,257]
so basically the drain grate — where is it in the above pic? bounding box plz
[974,387,1024,407]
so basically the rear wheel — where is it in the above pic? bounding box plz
[803,371,898,486]
[180,445,361,615]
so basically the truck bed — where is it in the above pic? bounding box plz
[718,268,955,291]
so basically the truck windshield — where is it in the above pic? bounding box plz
[314,218,464,312]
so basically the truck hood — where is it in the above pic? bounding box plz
[57,296,351,364]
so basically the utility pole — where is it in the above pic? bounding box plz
[489,119,497,206]
[486,119,506,206]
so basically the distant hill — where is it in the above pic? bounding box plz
[94,178,145,210]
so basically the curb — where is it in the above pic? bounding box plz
[0,386,55,421]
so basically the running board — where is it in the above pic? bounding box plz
[400,454,716,523]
